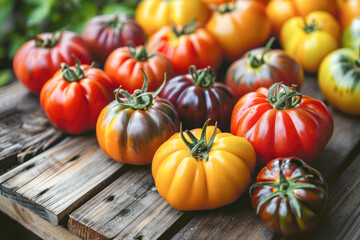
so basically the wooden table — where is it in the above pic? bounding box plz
[0,75,359,240]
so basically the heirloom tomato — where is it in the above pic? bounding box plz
[266,0,338,37]
[40,57,114,134]
[152,119,256,211]
[159,66,234,130]
[104,45,174,93]
[338,0,360,29]
[13,31,92,94]
[250,157,328,236]
[231,83,333,166]
[206,1,271,61]
[226,37,303,100]
[135,0,210,36]
[96,69,179,165]
[280,11,340,72]
[202,0,266,7]
[318,48,360,115]
[148,21,222,74]
[82,14,146,63]
[342,17,360,50]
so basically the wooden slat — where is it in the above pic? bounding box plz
[0,136,125,225]
[68,166,184,240]
[0,82,65,170]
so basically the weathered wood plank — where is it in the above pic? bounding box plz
[0,194,80,240]
[0,81,65,170]
[68,166,184,240]
[0,136,126,225]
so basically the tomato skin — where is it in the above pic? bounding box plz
[202,0,266,7]
[342,17,360,50]
[148,26,222,74]
[104,46,174,93]
[40,65,114,134]
[226,47,304,100]
[13,31,92,94]
[251,157,328,236]
[266,0,338,37]
[318,48,360,115]
[152,126,256,211]
[338,0,360,29]
[82,15,146,63]
[135,0,210,36]
[96,98,180,165]
[159,70,234,130]
[206,1,271,61]
[231,86,333,166]
[280,11,340,72]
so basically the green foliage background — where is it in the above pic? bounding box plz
[0,0,140,87]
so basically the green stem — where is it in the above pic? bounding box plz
[35,30,63,48]
[61,55,94,82]
[267,83,302,110]
[249,37,275,68]
[304,18,318,34]
[129,45,154,62]
[189,65,216,88]
[215,0,236,14]
[107,14,125,37]
[171,19,197,38]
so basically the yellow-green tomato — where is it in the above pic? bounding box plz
[318,48,360,115]
[342,17,360,50]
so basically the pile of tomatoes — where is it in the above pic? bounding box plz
[11,0,360,237]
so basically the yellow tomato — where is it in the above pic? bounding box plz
[135,0,210,36]
[318,48,360,115]
[280,11,340,72]
[152,121,256,211]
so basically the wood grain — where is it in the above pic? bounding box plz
[0,136,125,225]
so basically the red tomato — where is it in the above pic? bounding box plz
[104,45,174,93]
[82,14,146,63]
[148,21,222,74]
[40,58,114,134]
[13,31,92,94]
[231,83,333,166]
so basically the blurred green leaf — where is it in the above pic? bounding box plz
[0,0,14,35]
[0,69,12,87]
[26,0,54,26]
[102,3,135,16]
[9,34,27,59]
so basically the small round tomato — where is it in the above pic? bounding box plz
[280,11,340,72]
[231,83,333,166]
[40,57,114,134]
[250,157,328,236]
[318,48,360,115]
[96,69,180,165]
[342,17,360,50]
[13,31,92,94]
[104,45,174,93]
[148,21,222,74]
[82,14,146,63]
[338,0,360,29]
[152,120,256,211]
[266,0,338,37]
[206,1,271,61]
[226,37,303,100]
[159,66,234,130]
[135,0,210,36]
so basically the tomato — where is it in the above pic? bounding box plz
[159,66,234,130]
[104,45,174,93]
[135,0,210,36]
[226,37,303,100]
[318,48,360,115]
[266,0,338,37]
[231,83,333,166]
[250,157,328,236]
[202,0,266,7]
[206,1,271,61]
[338,0,360,29]
[152,119,256,211]
[342,17,360,50]
[40,57,114,134]
[280,11,340,72]
[82,14,146,63]
[148,21,222,74]
[96,69,180,165]
[13,31,92,94]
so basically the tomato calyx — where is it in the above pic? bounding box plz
[171,20,197,38]
[304,19,319,34]
[214,2,236,14]
[129,45,157,62]
[267,83,302,110]
[180,119,217,161]
[61,56,94,82]
[35,30,62,48]
[114,68,166,110]
[248,37,275,69]
[189,65,216,88]
[107,15,126,36]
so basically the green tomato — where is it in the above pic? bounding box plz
[342,17,360,51]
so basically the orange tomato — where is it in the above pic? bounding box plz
[202,0,266,7]
[338,0,360,29]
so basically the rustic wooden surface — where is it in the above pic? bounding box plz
[0,77,359,240]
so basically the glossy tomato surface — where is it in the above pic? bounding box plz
[13,31,92,94]
[338,0,360,29]
[250,157,328,236]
